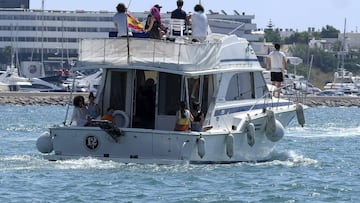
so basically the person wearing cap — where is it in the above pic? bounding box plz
[113,3,132,37]
[191,4,208,42]
[154,4,162,11]
[145,5,167,39]
[154,4,168,34]
[144,6,162,39]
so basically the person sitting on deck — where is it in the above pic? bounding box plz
[190,4,208,42]
[190,101,204,132]
[144,6,166,39]
[101,107,115,124]
[170,0,189,36]
[70,95,90,126]
[174,101,193,131]
[86,92,100,119]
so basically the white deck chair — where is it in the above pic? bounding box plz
[169,19,186,38]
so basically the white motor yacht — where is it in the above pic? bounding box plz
[37,31,305,164]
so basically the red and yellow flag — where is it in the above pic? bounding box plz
[127,12,144,31]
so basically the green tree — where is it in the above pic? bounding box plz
[284,32,310,44]
[289,44,337,73]
[320,25,340,38]
[264,28,281,43]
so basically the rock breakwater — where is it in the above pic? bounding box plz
[0,92,87,106]
[0,92,359,107]
[289,96,360,107]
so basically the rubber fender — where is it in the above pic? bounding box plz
[197,137,205,158]
[265,119,284,142]
[265,110,276,136]
[36,131,53,153]
[296,104,305,127]
[247,122,255,147]
[226,134,234,158]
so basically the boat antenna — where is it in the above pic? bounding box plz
[63,66,76,125]
[126,0,132,64]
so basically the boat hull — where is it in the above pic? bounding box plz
[40,110,296,164]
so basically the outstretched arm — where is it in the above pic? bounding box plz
[282,56,287,72]
[266,56,271,70]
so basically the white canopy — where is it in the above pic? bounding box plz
[79,38,222,71]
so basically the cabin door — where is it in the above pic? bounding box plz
[156,73,182,130]
[133,70,157,129]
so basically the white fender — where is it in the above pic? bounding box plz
[112,110,130,128]
[226,134,234,158]
[36,131,53,153]
[265,119,284,142]
[296,104,305,127]
[247,122,255,147]
[265,109,276,136]
[197,137,205,158]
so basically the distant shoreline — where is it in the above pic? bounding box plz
[0,92,359,107]
[0,92,88,106]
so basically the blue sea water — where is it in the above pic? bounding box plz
[0,105,359,203]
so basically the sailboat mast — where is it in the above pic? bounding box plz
[341,18,346,70]
[41,0,44,67]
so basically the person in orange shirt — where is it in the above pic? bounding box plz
[101,107,115,124]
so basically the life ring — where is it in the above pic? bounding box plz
[112,110,129,128]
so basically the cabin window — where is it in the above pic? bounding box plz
[253,71,268,98]
[158,73,181,115]
[226,72,252,100]
[109,71,127,110]
[187,75,211,114]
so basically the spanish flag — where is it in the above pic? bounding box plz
[127,12,144,31]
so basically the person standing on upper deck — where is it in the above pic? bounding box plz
[171,0,187,21]
[266,43,287,98]
[190,4,208,42]
[113,3,132,37]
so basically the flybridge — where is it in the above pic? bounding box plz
[78,34,261,73]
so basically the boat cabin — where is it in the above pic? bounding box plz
[78,34,268,131]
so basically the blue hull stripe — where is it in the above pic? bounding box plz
[214,102,293,116]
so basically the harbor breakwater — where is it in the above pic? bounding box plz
[0,92,359,107]
[0,92,88,106]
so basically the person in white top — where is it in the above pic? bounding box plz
[266,43,287,97]
[70,95,90,126]
[190,4,208,42]
[113,3,132,37]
